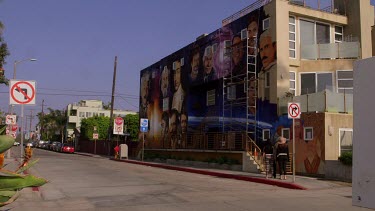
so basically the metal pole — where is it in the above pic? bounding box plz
[142,132,145,161]
[108,56,117,156]
[20,104,24,158]
[293,118,296,183]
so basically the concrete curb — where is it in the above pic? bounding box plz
[110,158,307,190]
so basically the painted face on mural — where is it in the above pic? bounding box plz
[232,36,244,66]
[161,119,168,134]
[161,67,169,97]
[247,20,258,55]
[141,74,150,106]
[169,112,178,134]
[174,61,181,91]
[259,33,276,70]
[190,52,200,81]
[181,113,187,133]
[203,47,213,75]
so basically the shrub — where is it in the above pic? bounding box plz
[338,151,352,166]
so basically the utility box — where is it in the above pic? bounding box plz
[353,58,375,209]
[120,144,128,159]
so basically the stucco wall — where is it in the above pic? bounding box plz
[324,113,353,161]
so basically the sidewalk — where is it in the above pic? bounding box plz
[74,152,349,190]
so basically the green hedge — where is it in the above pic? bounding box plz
[338,151,352,166]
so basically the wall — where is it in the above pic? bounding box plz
[325,160,352,182]
[352,57,375,209]
[324,113,352,160]
[293,112,325,175]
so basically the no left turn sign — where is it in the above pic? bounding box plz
[9,80,36,105]
[288,102,301,119]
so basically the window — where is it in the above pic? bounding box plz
[334,26,343,43]
[79,112,85,117]
[300,19,330,46]
[172,61,177,70]
[289,71,296,96]
[263,18,270,30]
[227,85,236,100]
[282,128,290,141]
[206,89,216,106]
[339,128,353,155]
[86,112,92,118]
[241,28,247,40]
[163,66,168,72]
[100,113,105,117]
[300,72,333,95]
[289,16,296,58]
[180,58,184,66]
[224,40,231,55]
[263,129,270,141]
[336,70,353,94]
[304,127,313,141]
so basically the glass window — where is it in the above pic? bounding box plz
[300,20,315,46]
[317,73,333,92]
[339,129,353,155]
[282,128,290,141]
[263,18,270,30]
[263,129,270,141]
[207,89,216,106]
[241,29,247,40]
[289,16,296,58]
[335,26,343,43]
[304,127,313,141]
[301,73,316,95]
[289,71,296,95]
[180,58,184,66]
[337,70,353,93]
[316,23,330,44]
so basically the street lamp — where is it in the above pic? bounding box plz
[11,58,37,158]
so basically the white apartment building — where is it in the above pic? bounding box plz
[66,100,137,138]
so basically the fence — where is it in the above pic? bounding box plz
[301,42,360,60]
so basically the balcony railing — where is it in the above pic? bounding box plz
[289,0,347,16]
[279,89,353,114]
[301,42,360,60]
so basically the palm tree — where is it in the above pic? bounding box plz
[36,108,67,142]
[0,20,10,86]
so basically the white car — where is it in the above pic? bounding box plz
[13,141,20,146]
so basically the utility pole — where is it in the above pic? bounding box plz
[108,56,117,156]
[41,99,44,139]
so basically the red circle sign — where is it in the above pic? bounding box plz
[115,117,123,125]
[11,125,18,132]
[288,103,300,118]
[10,81,35,104]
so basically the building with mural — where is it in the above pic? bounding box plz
[139,0,373,175]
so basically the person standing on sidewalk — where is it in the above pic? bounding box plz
[276,137,289,180]
[272,137,280,178]
[262,139,274,178]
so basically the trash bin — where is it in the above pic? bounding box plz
[120,144,128,159]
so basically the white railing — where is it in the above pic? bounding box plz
[279,89,353,114]
[301,42,360,60]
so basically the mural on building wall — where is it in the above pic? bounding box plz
[139,4,283,150]
[293,114,325,175]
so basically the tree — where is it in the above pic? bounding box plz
[36,108,67,141]
[124,114,139,141]
[80,116,110,140]
[102,102,111,110]
[0,20,10,86]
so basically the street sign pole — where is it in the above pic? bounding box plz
[293,118,295,183]
[20,104,24,158]
[142,132,145,161]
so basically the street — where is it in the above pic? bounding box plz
[2,147,366,211]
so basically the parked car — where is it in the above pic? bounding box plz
[54,143,63,152]
[13,141,20,146]
[61,143,75,153]
[49,141,59,151]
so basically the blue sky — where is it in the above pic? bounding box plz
[0,0,252,117]
[0,0,374,120]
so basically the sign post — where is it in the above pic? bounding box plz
[288,102,301,183]
[93,132,98,154]
[114,117,124,147]
[9,80,36,158]
[140,118,148,161]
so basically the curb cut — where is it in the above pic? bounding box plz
[111,158,307,190]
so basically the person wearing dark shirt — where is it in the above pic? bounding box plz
[276,137,289,180]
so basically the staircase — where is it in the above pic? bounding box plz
[243,135,265,173]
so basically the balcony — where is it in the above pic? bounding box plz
[289,0,347,16]
[68,115,79,123]
[301,42,360,60]
[279,89,353,114]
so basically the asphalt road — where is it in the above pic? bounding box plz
[2,147,367,211]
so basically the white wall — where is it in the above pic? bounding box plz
[353,57,375,209]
